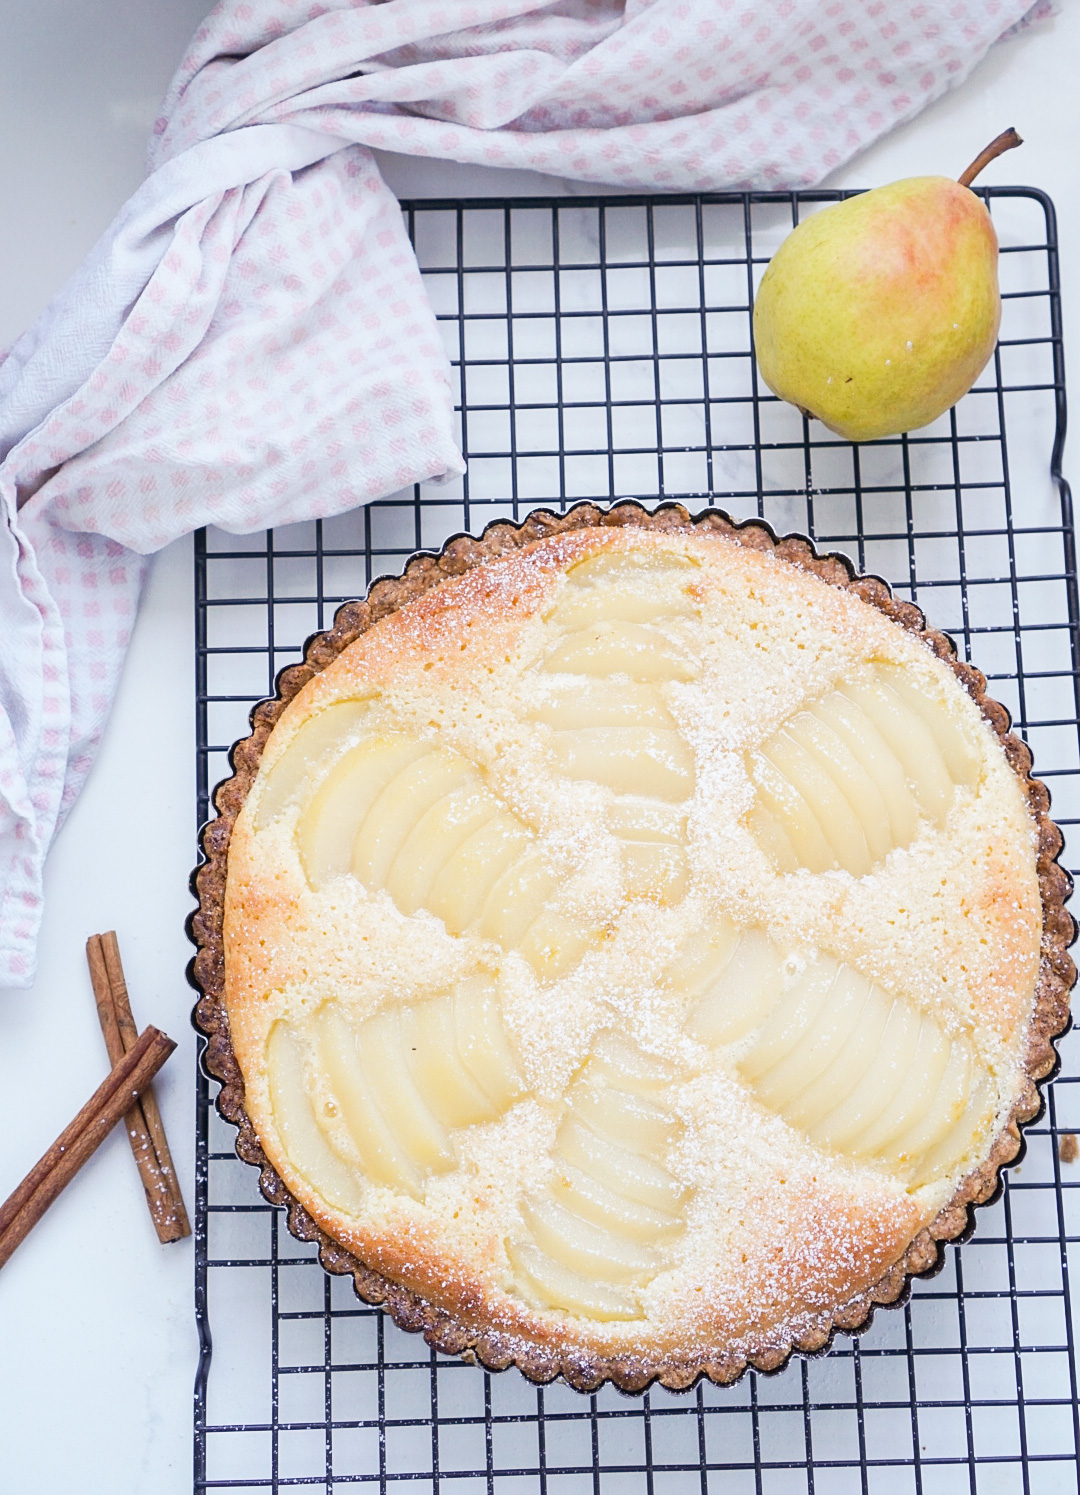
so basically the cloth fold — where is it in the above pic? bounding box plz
[0,0,1048,984]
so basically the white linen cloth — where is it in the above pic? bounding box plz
[0,0,1049,985]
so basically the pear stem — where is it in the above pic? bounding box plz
[958,128,1023,188]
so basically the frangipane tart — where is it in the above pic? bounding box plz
[194,504,1073,1391]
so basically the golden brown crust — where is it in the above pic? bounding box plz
[190,499,1075,1392]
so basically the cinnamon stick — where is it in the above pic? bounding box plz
[0,1026,175,1270]
[86,933,190,1243]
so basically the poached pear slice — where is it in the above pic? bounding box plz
[505,1238,642,1321]
[541,620,697,682]
[266,1023,365,1214]
[557,1118,685,1213]
[551,725,695,802]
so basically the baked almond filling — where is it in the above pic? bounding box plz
[222,525,1043,1367]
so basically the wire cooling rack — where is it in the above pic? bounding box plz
[192,188,1079,1493]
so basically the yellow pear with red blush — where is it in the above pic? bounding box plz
[752,130,1022,443]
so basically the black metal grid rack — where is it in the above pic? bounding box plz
[193,188,1079,1493]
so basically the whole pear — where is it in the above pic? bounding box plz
[752,131,1021,443]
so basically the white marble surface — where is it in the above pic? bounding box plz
[0,3,1077,1491]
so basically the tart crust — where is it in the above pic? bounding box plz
[190,500,1075,1392]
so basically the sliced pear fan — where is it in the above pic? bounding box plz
[386,783,500,916]
[804,999,926,1153]
[748,750,838,873]
[776,980,895,1133]
[679,925,785,1045]
[664,914,993,1189]
[740,959,847,1091]
[719,954,994,1186]
[839,679,954,824]
[507,1033,688,1323]
[908,1069,996,1186]
[352,1010,455,1173]
[747,663,983,876]
[256,699,375,831]
[467,833,595,979]
[313,1003,425,1195]
[549,1161,681,1241]
[505,1239,643,1321]
[849,1018,952,1158]
[476,848,562,949]
[265,1023,365,1214]
[758,964,875,1115]
[526,653,689,904]
[542,621,697,682]
[351,749,480,890]
[272,981,525,1198]
[523,1196,661,1283]
[293,730,600,976]
[557,1119,685,1213]
[783,713,893,864]
[573,1086,676,1162]
[452,976,527,1109]
[399,998,496,1129]
[297,734,427,885]
[545,550,699,632]
[550,725,695,802]
[757,733,873,875]
[424,812,531,933]
[813,691,919,847]
[881,1039,973,1171]
[875,664,980,786]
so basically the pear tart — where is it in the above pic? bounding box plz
[193,503,1073,1391]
